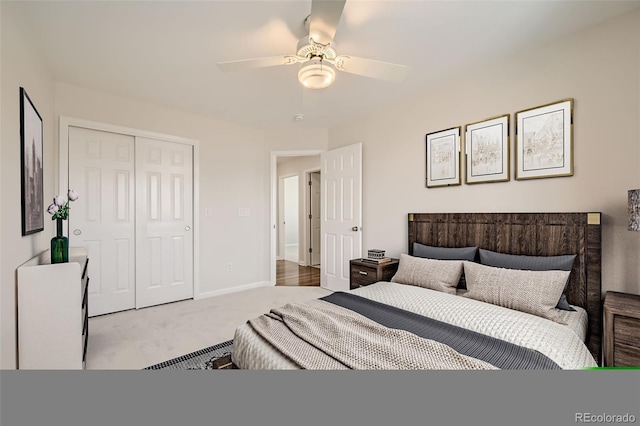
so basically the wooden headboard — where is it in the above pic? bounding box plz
[407,212,602,364]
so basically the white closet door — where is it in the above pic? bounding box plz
[321,143,362,291]
[135,137,194,309]
[68,127,136,317]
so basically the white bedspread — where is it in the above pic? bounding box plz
[232,282,597,370]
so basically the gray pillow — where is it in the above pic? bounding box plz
[413,243,478,290]
[413,243,478,261]
[478,249,577,311]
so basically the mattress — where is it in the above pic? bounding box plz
[232,282,596,370]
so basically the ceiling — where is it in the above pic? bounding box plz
[11,0,640,130]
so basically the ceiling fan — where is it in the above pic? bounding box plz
[216,0,410,89]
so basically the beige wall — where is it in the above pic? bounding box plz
[1,2,57,369]
[54,83,328,299]
[329,10,640,295]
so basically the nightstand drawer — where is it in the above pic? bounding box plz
[614,316,640,348]
[349,258,400,289]
[350,265,377,287]
[614,344,640,367]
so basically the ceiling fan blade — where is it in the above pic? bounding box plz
[309,0,346,45]
[333,56,410,82]
[217,56,297,72]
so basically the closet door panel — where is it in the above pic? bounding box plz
[135,137,194,309]
[68,127,136,317]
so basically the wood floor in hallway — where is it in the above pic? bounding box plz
[276,260,320,286]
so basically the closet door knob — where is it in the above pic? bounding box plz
[73,229,82,236]
[185,226,191,231]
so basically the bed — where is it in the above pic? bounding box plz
[232,213,602,369]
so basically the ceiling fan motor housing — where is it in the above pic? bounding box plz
[296,37,337,61]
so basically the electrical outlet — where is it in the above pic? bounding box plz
[226,263,233,271]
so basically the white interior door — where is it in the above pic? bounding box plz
[68,127,136,317]
[310,171,321,266]
[135,137,194,309]
[321,143,362,291]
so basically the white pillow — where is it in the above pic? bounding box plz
[462,261,570,324]
[390,253,463,294]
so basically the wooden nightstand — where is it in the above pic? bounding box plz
[349,258,400,289]
[603,291,640,367]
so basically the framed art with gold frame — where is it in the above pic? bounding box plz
[465,114,510,184]
[515,98,573,180]
[426,126,461,188]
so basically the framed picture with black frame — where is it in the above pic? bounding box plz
[426,126,461,188]
[515,98,573,180]
[20,87,44,236]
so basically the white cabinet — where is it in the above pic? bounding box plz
[17,247,89,369]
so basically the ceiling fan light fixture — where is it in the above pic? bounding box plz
[298,60,335,89]
[217,0,410,88]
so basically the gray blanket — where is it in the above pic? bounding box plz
[248,298,498,370]
[321,291,560,369]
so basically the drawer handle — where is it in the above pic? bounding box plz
[359,271,368,275]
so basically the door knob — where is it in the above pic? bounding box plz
[352,226,359,231]
[185,226,191,231]
[73,229,82,236]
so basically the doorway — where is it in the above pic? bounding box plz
[269,144,362,290]
[271,150,323,286]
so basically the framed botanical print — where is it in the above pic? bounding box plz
[426,126,461,188]
[465,114,510,184]
[20,87,44,236]
[515,98,573,180]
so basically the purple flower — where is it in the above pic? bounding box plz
[48,191,79,220]
[47,203,59,215]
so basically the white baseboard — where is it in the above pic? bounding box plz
[195,281,273,300]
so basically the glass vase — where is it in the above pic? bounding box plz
[51,218,69,264]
